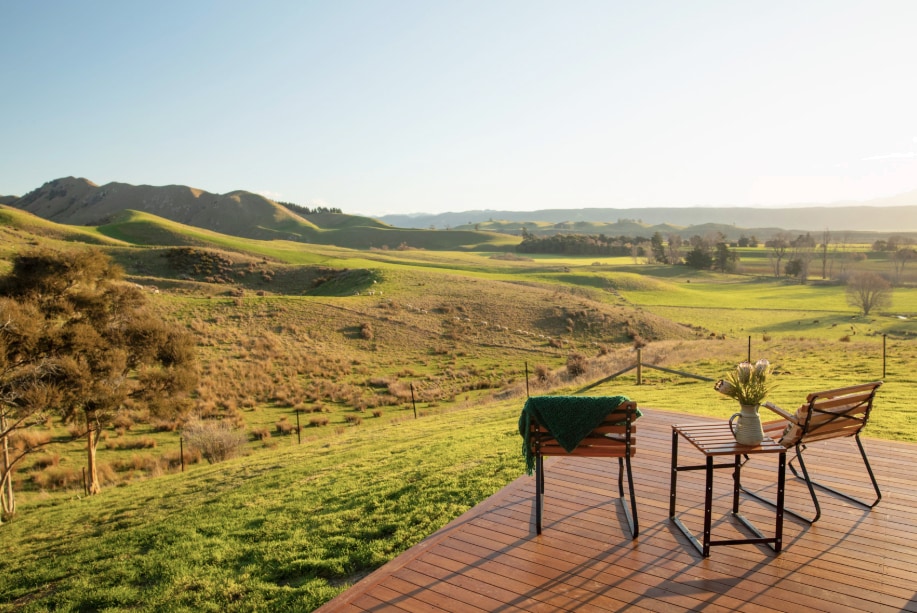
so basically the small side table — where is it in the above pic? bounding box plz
[669,422,786,557]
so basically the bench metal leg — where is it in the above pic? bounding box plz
[743,435,881,524]
[789,435,882,511]
[619,455,639,538]
[535,454,544,534]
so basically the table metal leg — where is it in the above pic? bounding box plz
[669,428,678,517]
[732,454,741,513]
[703,455,713,557]
[775,451,786,553]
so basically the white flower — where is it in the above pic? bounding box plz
[715,359,774,406]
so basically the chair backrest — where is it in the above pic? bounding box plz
[778,381,882,447]
[529,400,637,458]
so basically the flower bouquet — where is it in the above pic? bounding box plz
[714,359,774,445]
[714,359,774,407]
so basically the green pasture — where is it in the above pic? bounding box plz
[3,336,915,612]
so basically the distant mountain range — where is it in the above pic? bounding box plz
[4,178,917,250]
[378,189,917,232]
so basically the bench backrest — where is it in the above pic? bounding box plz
[529,400,638,458]
[779,381,882,447]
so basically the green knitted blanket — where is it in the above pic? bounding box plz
[518,395,638,475]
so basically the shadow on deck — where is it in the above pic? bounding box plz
[317,409,917,612]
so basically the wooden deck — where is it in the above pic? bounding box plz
[316,409,917,612]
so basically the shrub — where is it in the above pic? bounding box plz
[181,419,248,464]
[111,414,135,431]
[360,322,374,340]
[533,364,551,383]
[252,428,271,441]
[308,416,329,427]
[344,415,362,426]
[372,410,383,418]
[275,418,295,435]
[566,353,588,378]
[387,380,412,401]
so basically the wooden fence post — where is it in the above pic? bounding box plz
[636,349,642,385]
[411,383,417,418]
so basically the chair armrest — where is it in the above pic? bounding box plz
[762,401,796,422]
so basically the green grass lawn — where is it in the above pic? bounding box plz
[1,400,526,612]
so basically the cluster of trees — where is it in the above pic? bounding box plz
[276,201,343,216]
[516,229,742,273]
[874,237,917,286]
[516,231,647,256]
[648,232,740,273]
[765,231,915,286]
[0,249,197,521]
[763,232,822,282]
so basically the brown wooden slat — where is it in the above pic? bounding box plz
[317,409,917,613]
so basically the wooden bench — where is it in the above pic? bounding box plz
[525,398,639,538]
[745,381,883,523]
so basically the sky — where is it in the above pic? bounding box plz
[2,0,916,217]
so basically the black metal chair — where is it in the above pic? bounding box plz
[743,381,883,523]
[526,399,640,538]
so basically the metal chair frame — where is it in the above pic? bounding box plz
[529,400,639,538]
[741,381,882,523]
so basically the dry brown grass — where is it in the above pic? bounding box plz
[9,430,52,452]
[105,436,157,450]
[31,466,82,490]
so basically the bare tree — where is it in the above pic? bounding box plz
[846,272,892,316]
[767,232,792,277]
[819,228,832,280]
[666,233,683,265]
[892,246,916,285]
[789,233,816,284]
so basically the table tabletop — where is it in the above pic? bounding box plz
[673,422,785,456]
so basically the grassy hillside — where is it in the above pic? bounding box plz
[2,205,917,611]
[6,178,519,252]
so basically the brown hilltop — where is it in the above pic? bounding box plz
[11,177,322,239]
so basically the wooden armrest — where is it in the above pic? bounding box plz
[762,401,796,422]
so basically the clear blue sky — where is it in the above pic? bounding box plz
[2,0,915,216]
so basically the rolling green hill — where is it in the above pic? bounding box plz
[6,178,516,251]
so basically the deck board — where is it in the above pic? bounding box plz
[316,409,917,612]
